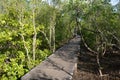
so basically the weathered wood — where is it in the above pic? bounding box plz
[21,35,80,80]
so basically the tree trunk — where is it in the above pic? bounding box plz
[96,36,103,76]
[20,34,30,62]
[49,12,56,53]
[96,53,103,76]
[49,22,52,51]
[19,4,30,62]
[53,26,55,53]
[32,5,37,61]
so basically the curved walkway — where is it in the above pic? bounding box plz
[21,35,80,80]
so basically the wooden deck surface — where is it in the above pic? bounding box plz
[21,35,80,80]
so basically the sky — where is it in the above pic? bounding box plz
[41,0,119,6]
[110,0,119,5]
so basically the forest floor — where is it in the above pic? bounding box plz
[73,47,120,80]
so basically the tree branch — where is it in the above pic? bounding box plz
[19,33,30,62]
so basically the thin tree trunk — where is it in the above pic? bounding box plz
[52,12,56,53]
[40,31,51,48]
[49,12,56,53]
[53,26,55,52]
[96,36,103,76]
[32,5,37,61]
[49,22,52,51]
[19,4,30,62]
[96,54,103,76]
[20,34,30,62]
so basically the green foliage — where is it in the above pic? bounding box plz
[0,1,76,79]
[1,0,119,79]
[0,52,26,80]
[81,0,120,53]
[0,1,51,79]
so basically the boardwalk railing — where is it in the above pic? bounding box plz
[21,35,80,80]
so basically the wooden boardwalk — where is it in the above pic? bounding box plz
[21,35,80,80]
